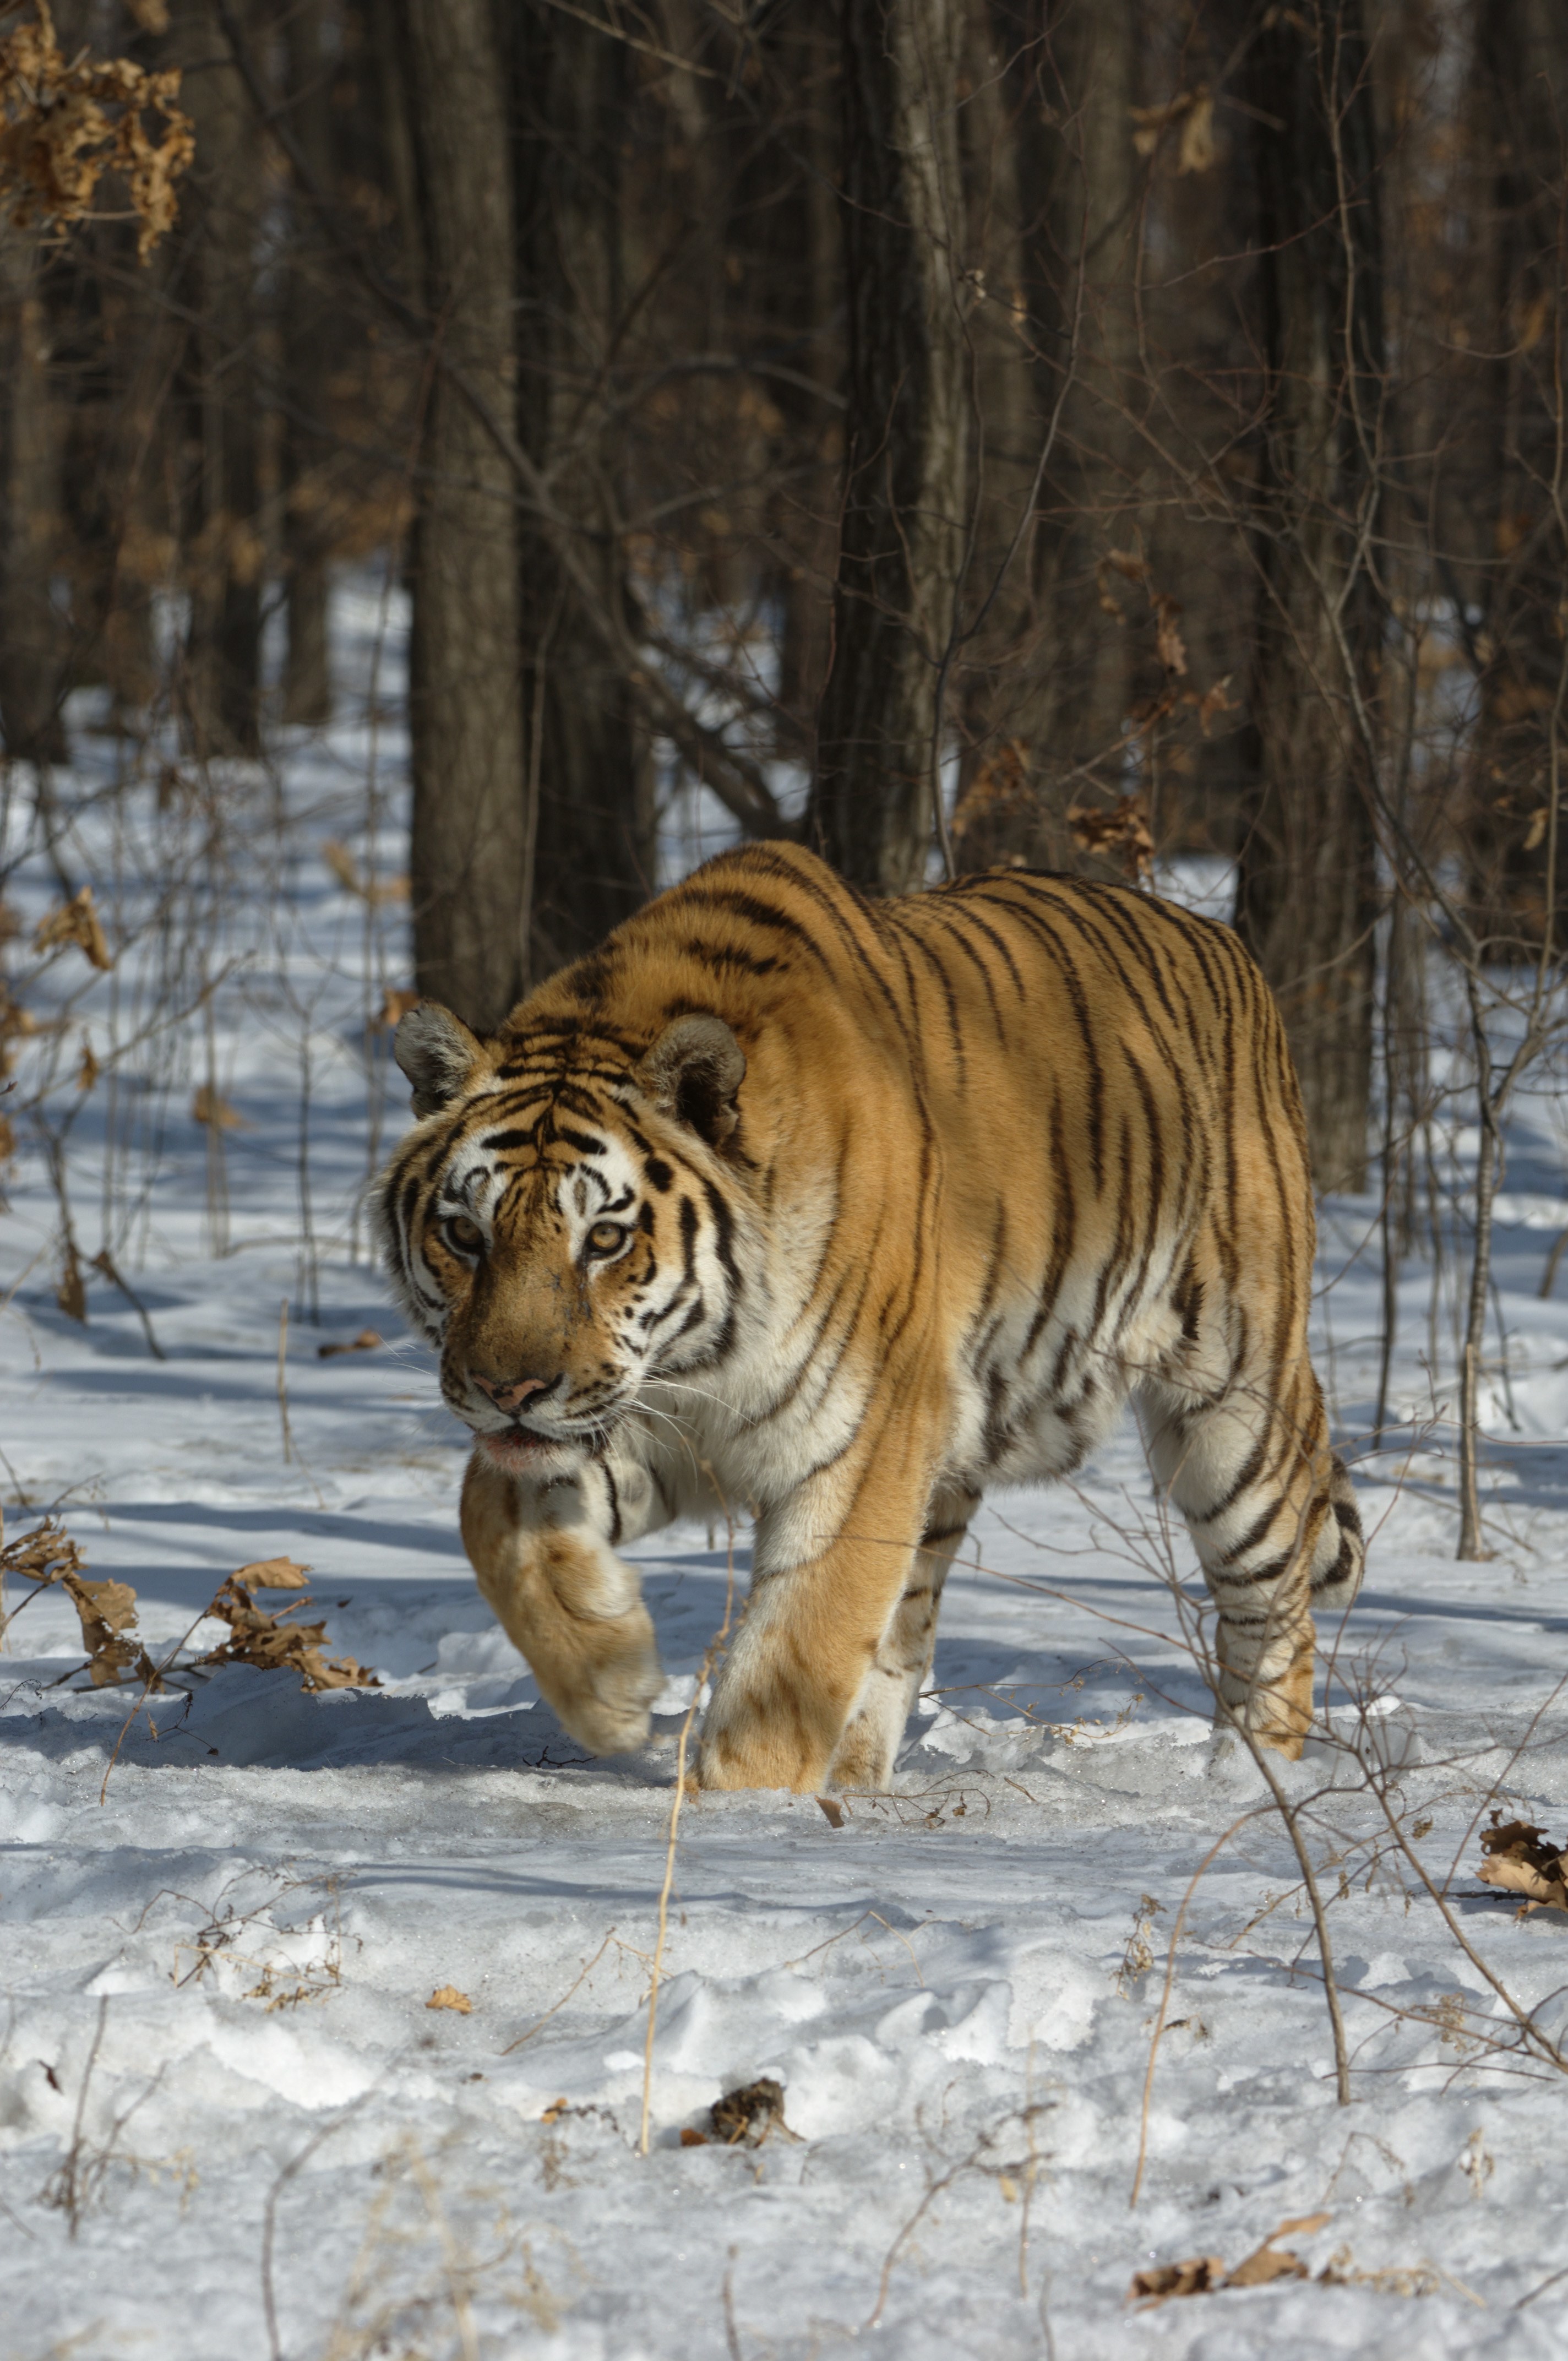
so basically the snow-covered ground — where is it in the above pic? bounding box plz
[3,587,1568,2359]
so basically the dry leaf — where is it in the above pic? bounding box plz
[709,2077,791,2148]
[322,841,410,905]
[0,2,194,260]
[816,1795,845,1828]
[1225,2213,1330,2288]
[1131,2256,1224,2307]
[232,1557,312,1590]
[194,1570,379,1693]
[1105,546,1147,584]
[1522,806,1550,853]
[317,1330,383,1360]
[192,1085,244,1131]
[1152,591,1188,677]
[1178,94,1217,173]
[57,1240,87,1324]
[1197,674,1239,735]
[0,1515,86,1588]
[1477,1813,1568,1914]
[1068,792,1155,882]
[379,987,421,1029]
[77,1035,101,1092]
[34,885,111,971]
[1131,2215,1331,2309]
[679,2126,708,2147]
[427,1985,472,2014]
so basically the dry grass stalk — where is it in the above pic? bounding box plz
[639,1499,737,2157]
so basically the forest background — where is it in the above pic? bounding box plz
[2,0,1568,1553]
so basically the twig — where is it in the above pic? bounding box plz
[1130,1807,1267,2207]
[276,1297,293,1465]
[89,1248,166,1361]
[639,1506,737,2157]
[497,1929,620,2055]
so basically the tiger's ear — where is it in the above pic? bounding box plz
[638,1014,746,1147]
[394,1002,489,1118]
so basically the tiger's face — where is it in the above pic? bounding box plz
[375,1003,749,1475]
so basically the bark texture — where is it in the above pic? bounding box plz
[951,0,1142,875]
[1233,0,1384,1194]
[809,0,968,895]
[398,0,528,1031]
[509,2,652,981]
[1463,1,1568,955]
[175,0,264,759]
[280,0,334,729]
[0,230,68,763]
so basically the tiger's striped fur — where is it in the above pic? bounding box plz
[373,841,1363,1789]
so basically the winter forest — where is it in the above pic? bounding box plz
[4,2,1568,2355]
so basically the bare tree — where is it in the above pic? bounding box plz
[1232,0,1385,1192]
[508,1,652,979]
[809,0,970,894]
[173,0,265,760]
[395,0,529,1032]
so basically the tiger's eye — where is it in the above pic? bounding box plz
[586,1220,628,1258]
[444,1214,483,1254]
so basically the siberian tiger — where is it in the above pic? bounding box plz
[374,841,1363,1791]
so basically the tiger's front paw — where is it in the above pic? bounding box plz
[553,1612,664,1756]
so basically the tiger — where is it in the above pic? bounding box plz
[373,839,1363,1792]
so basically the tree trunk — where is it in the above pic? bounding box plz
[175,0,264,760]
[0,229,69,764]
[950,0,1142,877]
[509,1,652,981]
[280,0,334,729]
[808,0,968,895]
[398,0,528,1031]
[1462,1,1568,957]
[1232,0,1384,1195]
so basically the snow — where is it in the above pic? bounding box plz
[3,586,1568,2358]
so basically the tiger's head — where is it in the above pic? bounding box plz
[373,1000,750,1475]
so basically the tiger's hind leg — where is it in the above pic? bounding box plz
[823,1484,978,1792]
[1142,1363,1364,1758]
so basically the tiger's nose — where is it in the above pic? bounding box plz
[471,1371,559,1415]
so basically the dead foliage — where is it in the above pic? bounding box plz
[56,1234,86,1321]
[0,1512,164,1686]
[426,1985,472,2014]
[194,1566,379,1692]
[683,2077,794,2150]
[950,738,1036,862]
[1130,2213,1331,2308]
[190,1084,244,1130]
[1477,1812,1568,1915]
[32,884,111,970]
[322,840,409,905]
[0,1,192,259]
[318,1329,383,1359]
[1067,792,1155,882]
[378,987,421,1029]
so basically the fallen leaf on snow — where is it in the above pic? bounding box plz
[1477,1813,1568,1914]
[427,1985,472,2014]
[709,2077,794,2148]
[1130,2215,1331,2308]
